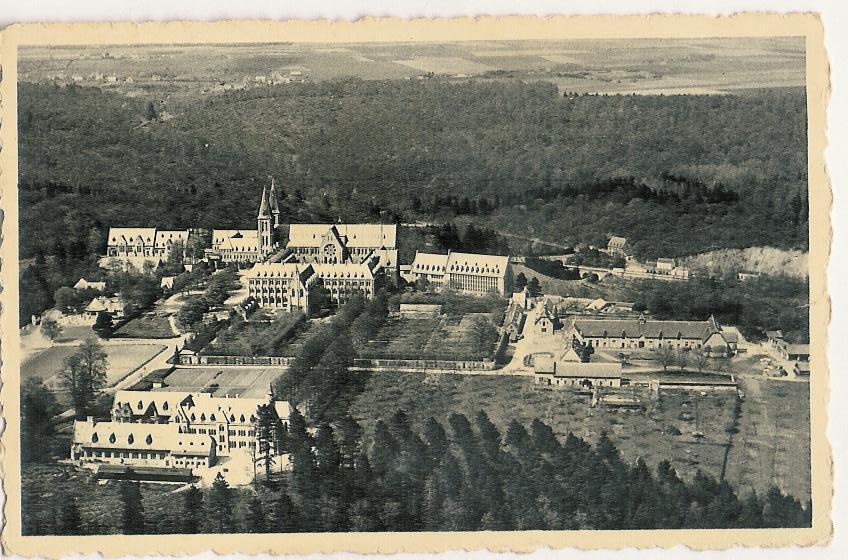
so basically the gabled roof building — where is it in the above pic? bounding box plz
[572,314,737,356]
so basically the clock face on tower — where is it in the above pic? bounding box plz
[323,244,337,257]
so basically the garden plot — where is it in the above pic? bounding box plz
[361,313,499,361]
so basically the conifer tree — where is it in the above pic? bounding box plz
[119,479,145,535]
[57,497,83,535]
[273,489,299,532]
[245,495,266,533]
[207,473,233,533]
[180,485,203,534]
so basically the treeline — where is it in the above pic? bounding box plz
[19,79,808,267]
[635,274,810,342]
[28,410,810,534]
[275,293,389,423]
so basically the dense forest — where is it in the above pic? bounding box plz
[19,79,807,264]
[23,408,811,535]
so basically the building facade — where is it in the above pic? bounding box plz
[533,361,623,388]
[287,223,398,270]
[71,418,216,470]
[247,254,384,312]
[409,251,512,296]
[110,390,290,457]
[106,228,190,261]
[572,315,737,356]
[246,262,319,312]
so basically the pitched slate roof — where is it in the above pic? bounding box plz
[153,230,190,250]
[247,262,316,283]
[446,252,510,278]
[85,296,125,314]
[268,179,281,214]
[535,360,622,379]
[784,343,810,356]
[73,419,213,456]
[213,229,258,247]
[108,227,157,246]
[288,223,397,249]
[258,185,272,218]
[573,318,718,341]
[411,252,449,273]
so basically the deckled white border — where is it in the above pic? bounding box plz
[0,2,845,559]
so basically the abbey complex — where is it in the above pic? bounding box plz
[105,180,514,314]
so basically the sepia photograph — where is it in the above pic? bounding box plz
[0,14,832,555]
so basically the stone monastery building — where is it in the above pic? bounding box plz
[71,390,290,471]
[409,250,512,296]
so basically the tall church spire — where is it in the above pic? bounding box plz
[268,178,281,227]
[257,185,271,218]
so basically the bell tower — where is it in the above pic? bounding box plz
[257,185,273,257]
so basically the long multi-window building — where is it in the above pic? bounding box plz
[246,252,383,312]
[571,314,738,356]
[71,390,290,472]
[409,251,512,296]
[106,228,190,261]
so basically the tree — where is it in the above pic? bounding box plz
[273,489,299,532]
[246,496,266,533]
[93,311,113,335]
[177,297,209,330]
[468,316,497,358]
[254,404,276,478]
[59,338,108,419]
[692,348,710,373]
[656,344,676,371]
[119,479,145,534]
[527,276,542,297]
[207,473,233,533]
[514,272,528,292]
[21,378,59,463]
[675,348,690,372]
[54,286,83,314]
[180,485,203,534]
[41,317,62,343]
[146,101,158,121]
[57,497,83,535]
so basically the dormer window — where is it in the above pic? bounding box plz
[146,434,153,445]
[92,433,99,443]
[128,434,134,444]
[109,433,116,444]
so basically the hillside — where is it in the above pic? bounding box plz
[19,79,808,263]
[681,247,809,279]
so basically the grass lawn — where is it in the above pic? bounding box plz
[22,344,167,391]
[360,313,499,361]
[112,313,177,338]
[348,371,807,499]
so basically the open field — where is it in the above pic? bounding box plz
[22,344,168,389]
[112,313,177,339]
[724,376,811,501]
[156,366,284,398]
[348,372,809,500]
[20,38,803,97]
